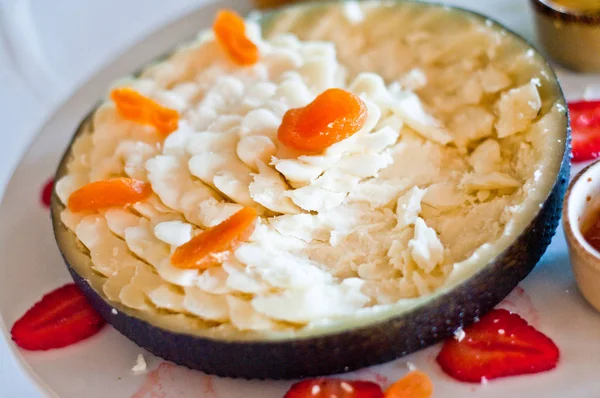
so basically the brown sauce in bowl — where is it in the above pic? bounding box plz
[583,207,600,252]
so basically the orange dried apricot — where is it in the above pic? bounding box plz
[68,178,152,213]
[213,10,259,66]
[277,88,368,154]
[384,371,433,398]
[110,87,179,135]
[171,207,258,269]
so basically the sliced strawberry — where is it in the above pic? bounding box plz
[569,100,600,162]
[436,309,559,383]
[284,378,384,398]
[41,178,54,208]
[11,284,105,351]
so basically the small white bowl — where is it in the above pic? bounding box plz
[563,159,600,311]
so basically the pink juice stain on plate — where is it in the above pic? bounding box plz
[352,368,389,386]
[132,362,218,398]
[497,286,540,328]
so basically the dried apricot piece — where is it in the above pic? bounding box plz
[277,88,368,153]
[68,178,152,212]
[213,10,259,66]
[384,371,433,398]
[171,207,258,269]
[110,87,179,135]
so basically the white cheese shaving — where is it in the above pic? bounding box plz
[237,136,277,171]
[196,266,233,295]
[183,286,229,322]
[154,221,193,247]
[396,187,427,229]
[148,284,187,312]
[227,296,279,331]
[462,172,520,192]
[422,183,465,212]
[389,91,453,145]
[495,82,542,138]
[287,185,347,212]
[249,161,300,214]
[470,139,502,174]
[252,279,369,323]
[408,218,444,273]
[235,243,332,289]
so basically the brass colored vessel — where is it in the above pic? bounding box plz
[532,0,600,72]
[255,0,301,9]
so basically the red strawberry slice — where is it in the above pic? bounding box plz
[41,178,54,208]
[569,100,600,162]
[436,309,559,383]
[284,378,384,398]
[11,283,105,351]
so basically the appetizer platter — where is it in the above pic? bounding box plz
[2,0,600,397]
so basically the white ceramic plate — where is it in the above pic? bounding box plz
[2,0,600,397]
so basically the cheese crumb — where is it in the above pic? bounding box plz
[132,354,147,374]
[454,328,466,342]
[495,82,542,138]
[154,221,193,247]
[396,187,427,228]
[408,218,444,273]
[343,1,364,24]
[398,68,427,91]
